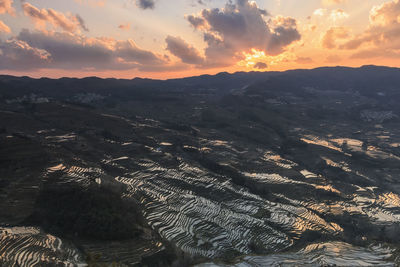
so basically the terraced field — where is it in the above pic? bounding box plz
[197,242,396,267]
[0,227,83,267]
[1,67,400,266]
[1,110,400,266]
[107,136,399,263]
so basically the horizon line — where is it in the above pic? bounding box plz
[0,64,398,81]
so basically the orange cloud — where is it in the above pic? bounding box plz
[322,0,346,6]
[330,9,349,22]
[322,27,350,49]
[369,0,400,26]
[325,54,342,63]
[0,0,14,15]
[313,8,327,17]
[296,56,313,64]
[118,23,131,31]
[340,0,400,60]
[22,2,88,33]
[74,0,106,8]
[0,20,11,33]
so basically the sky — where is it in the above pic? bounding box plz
[0,0,399,79]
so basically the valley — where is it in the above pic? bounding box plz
[0,66,400,266]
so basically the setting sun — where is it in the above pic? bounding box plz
[240,49,267,69]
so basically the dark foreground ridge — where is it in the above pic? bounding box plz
[0,65,400,266]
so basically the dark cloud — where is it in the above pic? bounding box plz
[115,39,164,65]
[184,0,301,67]
[17,29,114,69]
[0,38,51,70]
[136,0,155,9]
[76,14,89,32]
[190,0,209,7]
[253,62,267,69]
[186,15,206,29]
[0,29,171,71]
[165,35,204,64]
[268,16,301,54]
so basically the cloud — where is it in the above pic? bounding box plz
[194,0,207,6]
[0,29,172,71]
[0,39,51,70]
[253,62,267,69]
[339,0,400,59]
[0,0,15,15]
[185,0,301,67]
[136,0,155,9]
[322,27,350,49]
[74,0,106,7]
[165,35,204,64]
[330,9,349,21]
[313,8,348,22]
[369,0,400,26]
[350,49,400,59]
[295,56,313,64]
[22,2,89,33]
[322,0,346,6]
[268,16,301,54]
[325,54,342,63]
[186,14,206,29]
[313,8,327,17]
[75,14,89,32]
[115,39,164,66]
[0,20,11,33]
[118,23,130,30]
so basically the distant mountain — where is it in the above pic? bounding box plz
[1,65,399,98]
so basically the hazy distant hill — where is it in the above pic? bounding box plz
[1,65,399,98]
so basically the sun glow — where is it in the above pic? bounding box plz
[238,49,298,70]
[238,49,267,68]
[245,49,266,64]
